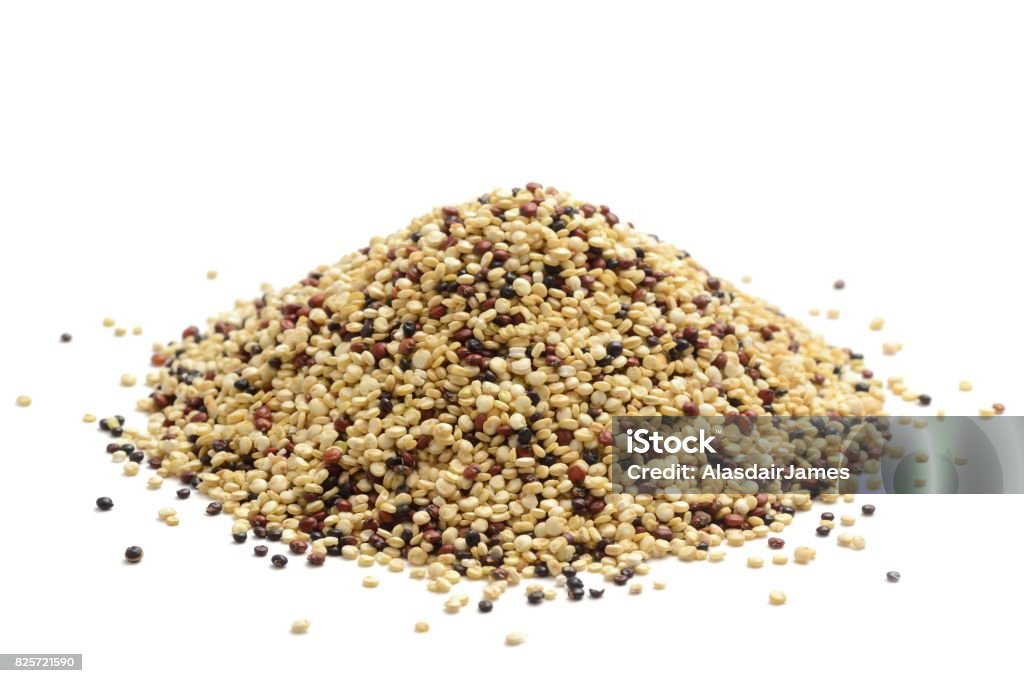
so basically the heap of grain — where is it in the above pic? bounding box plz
[126,184,883,576]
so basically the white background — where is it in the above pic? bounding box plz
[1,1,1023,680]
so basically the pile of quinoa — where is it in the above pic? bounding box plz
[119,184,884,579]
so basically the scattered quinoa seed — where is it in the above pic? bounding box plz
[887,571,901,583]
[505,632,527,647]
[124,546,143,563]
[993,403,1006,414]
[96,497,114,511]
[83,413,96,423]
[869,317,884,331]
[120,374,136,387]
[60,333,72,342]
[207,270,218,280]
[363,576,380,588]
[769,590,787,605]
[833,279,845,290]
[415,622,430,633]
[103,318,115,327]
[861,504,876,516]
[794,547,816,564]
[291,619,310,634]
[15,395,31,407]
[826,309,840,320]
[959,380,973,392]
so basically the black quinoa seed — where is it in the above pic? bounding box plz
[478,600,493,613]
[267,527,283,541]
[569,588,585,601]
[567,577,583,589]
[96,497,114,511]
[271,554,288,567]
[124,546,143,563]
[613,574,629,586]
[589,588,605,599]
[206,502,223,515]
[816,526,831,537]
[562,567,576,578]
[176,488,191,499]
[862,504,876,516]
[60,333,72,342]
[918,394,932,406]
[820,512,835,521]
[527,591,544,605]
[254,545,269,557]
[887,571,901,583]
[232,531,247,543]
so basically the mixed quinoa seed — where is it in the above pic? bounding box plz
[94,184,910,625]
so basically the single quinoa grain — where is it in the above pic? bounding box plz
[887,571,901,583]
[415,622,430,633]
[769,590,787,605]
[505,632,527,647]
[124,546,143,563]
[290,619,310,634]
[15,395,31,407]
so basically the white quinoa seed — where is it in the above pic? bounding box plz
[120,374,136,387]
[82,413,96,423]
[747,556,764,569]
[102,318,115,327]
[794,547,816,564]
[363,576,380,588]
[207,270,218,280]
[653,580,666,590]
[115,327,127,337]
[769,590,787,605]
[869,317,885,331]
[15,395,31,407]
[291,619,310,634]
[505,632,527,646]
[960,380,973,391]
